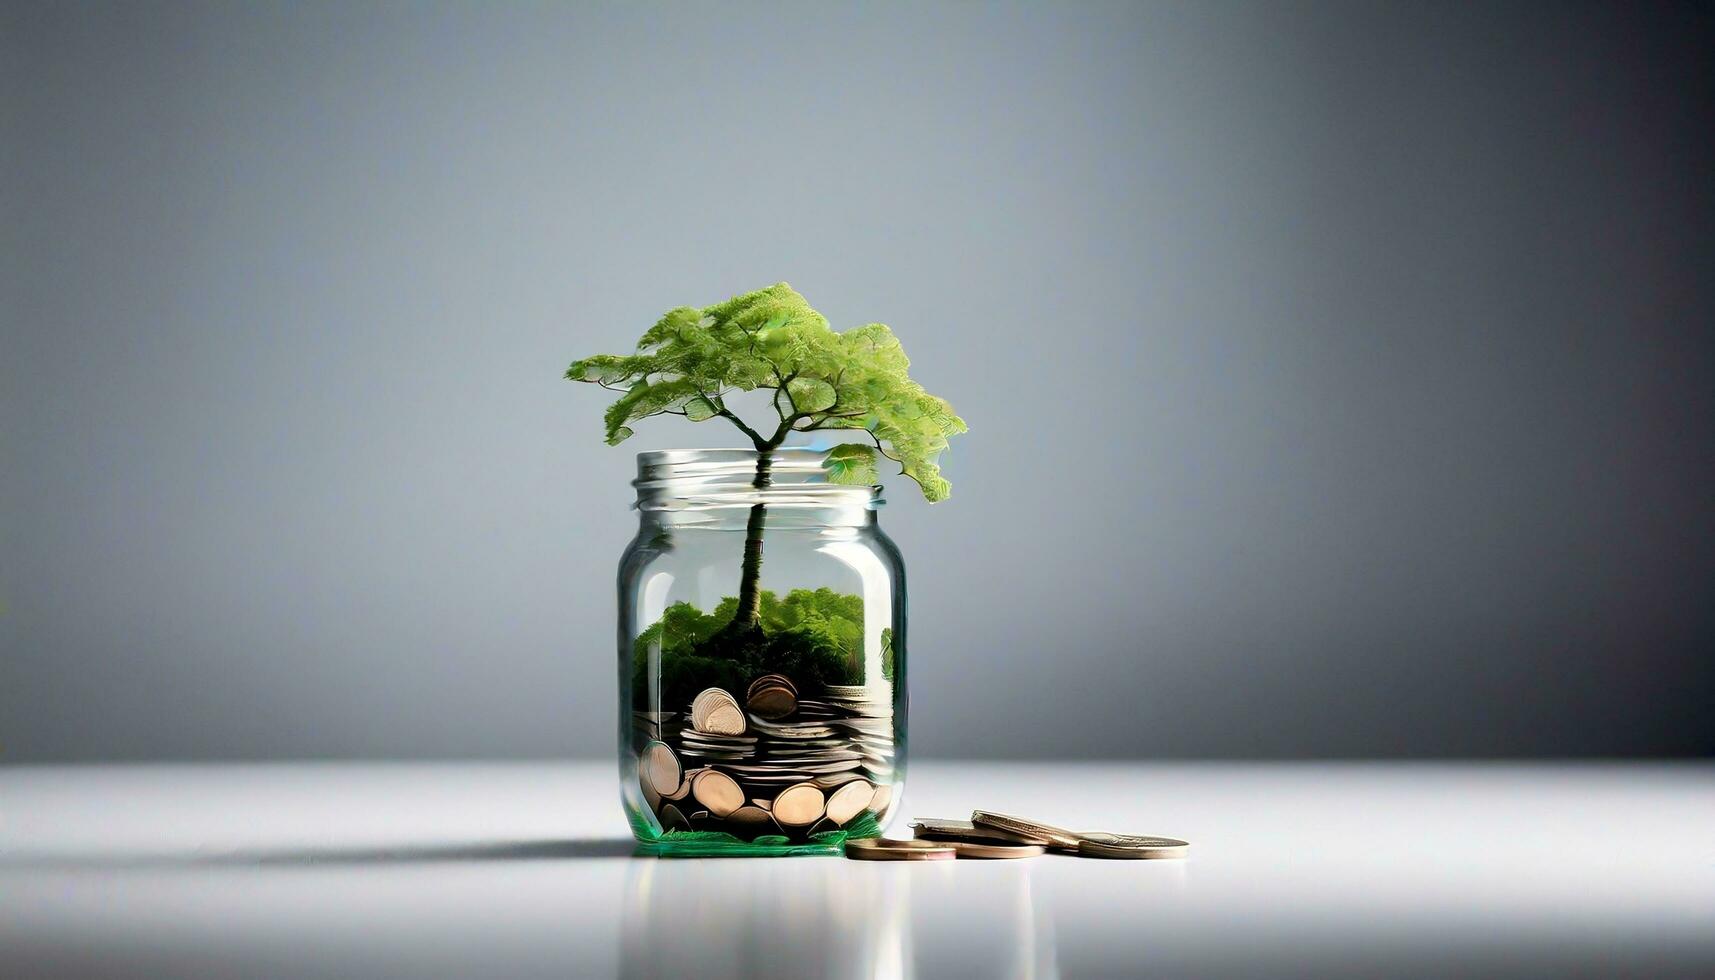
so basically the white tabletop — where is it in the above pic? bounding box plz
[3,761,1710,978]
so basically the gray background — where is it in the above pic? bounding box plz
[3,1,1710,762]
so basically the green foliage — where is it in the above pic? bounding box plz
[566,283,967,501]
[823,443,878,487]
[634,588,878,709]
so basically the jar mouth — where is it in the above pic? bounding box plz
[634,448,883,520]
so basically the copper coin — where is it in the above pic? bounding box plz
[844,839,955,861]
[937,840,1045,860]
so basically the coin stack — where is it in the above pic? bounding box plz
[823,683,897,785]
[861,812,1189,861]
[633,674,898,841]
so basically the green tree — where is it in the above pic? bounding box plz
[566,282,966,629]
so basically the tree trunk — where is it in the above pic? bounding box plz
[733,447,774,627]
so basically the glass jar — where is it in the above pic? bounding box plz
[618,448,906,856]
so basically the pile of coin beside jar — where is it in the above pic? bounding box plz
[634,676,896,841]
[842,811,1191,861]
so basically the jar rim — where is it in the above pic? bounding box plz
[633,447,883,519]
[634,446,845,463]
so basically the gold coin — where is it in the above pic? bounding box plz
[825,779,877,826]
[970,810,1081,849]
[937,840,1044,860]
[910,817,1049,847]
[772,782,827,827]
[688,768,744,817]
[844,839,955,861]
[639,740,681,797]
[1076,834,1190,860]
[689,687,746,736]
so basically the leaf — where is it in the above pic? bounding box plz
[684,395,718,422]
[787,377,837,413]
[823,444,878,486]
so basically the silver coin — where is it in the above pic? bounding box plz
[1075,833,1190,859]
[970,811,1081,849]
[911,817,1050,847]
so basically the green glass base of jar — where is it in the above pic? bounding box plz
[629,809,884,858]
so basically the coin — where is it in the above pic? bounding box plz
[1075,834,1190,859]
[639,741,681,797]
[970,811,1081,849]
[690,688,746,736]
[869,785,894,814]
[689,768,744,817]
[659,803,690,832]
[844,839,955,861]
[679,734,757,747]
[747,673,798,700]
[771,782,827,827]
[935,840,1045,860]
[911,817,1050,847]
[824,779,876,826]
[746,684,797,720]
[725,805,773,826]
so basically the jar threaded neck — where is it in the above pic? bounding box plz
[633,448,882,527]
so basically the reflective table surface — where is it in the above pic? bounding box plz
[4,761,1711,978]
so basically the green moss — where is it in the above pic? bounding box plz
[633,588,879,709]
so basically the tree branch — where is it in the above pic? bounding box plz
[771,368,799,421]
[798,410,868,431]
[862,429,905,465]
[690,382,727,411]
[767,413,808,447]
[716,407,769,448]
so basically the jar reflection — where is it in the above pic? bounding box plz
[619,858,1059,980]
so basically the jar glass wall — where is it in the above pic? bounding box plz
[617,449,906,856]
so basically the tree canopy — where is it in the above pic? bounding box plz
[565,282,967,501]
